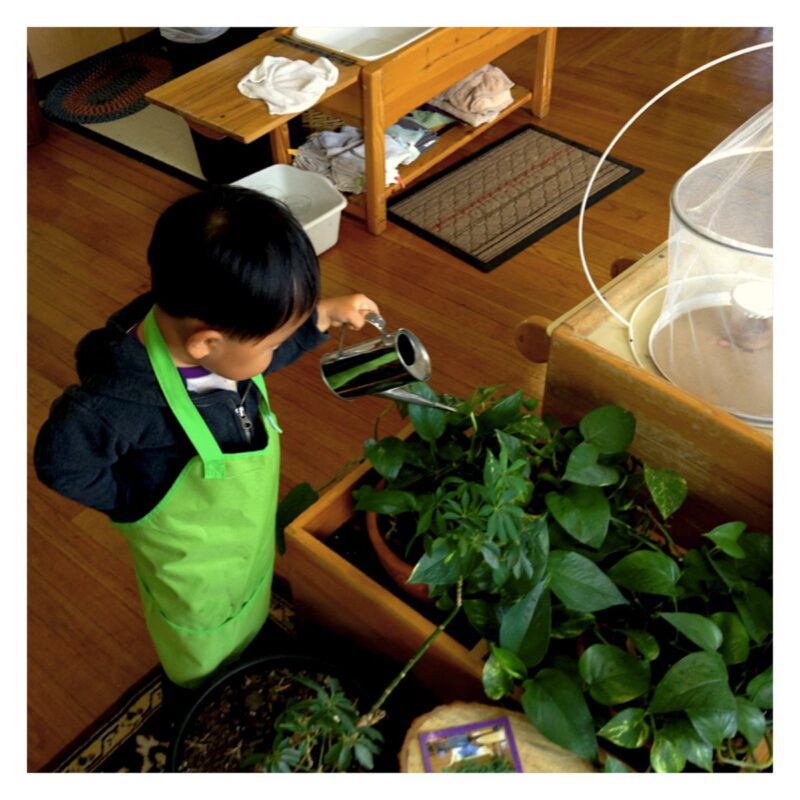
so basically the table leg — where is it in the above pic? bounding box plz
[362,67,387,235]
[187,120,227,140]
[269,124,292,165]
[531,27,557,118]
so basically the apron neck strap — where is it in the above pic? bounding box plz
[143,308,230,479]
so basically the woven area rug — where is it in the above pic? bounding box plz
[388,124,643,272]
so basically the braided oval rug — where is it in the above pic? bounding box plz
[42,49,173,124]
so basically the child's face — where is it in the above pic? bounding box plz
[202,313,310,381]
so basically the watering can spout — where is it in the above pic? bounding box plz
[378,387,457,413]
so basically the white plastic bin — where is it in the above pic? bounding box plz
[291,27,434,62]
[233,164,347,255]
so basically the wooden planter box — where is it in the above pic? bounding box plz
[280,419,772,773]
[281,438,487,703]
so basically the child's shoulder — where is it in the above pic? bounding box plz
[60,293,163,412]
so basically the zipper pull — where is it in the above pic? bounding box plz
[234,404,254,442]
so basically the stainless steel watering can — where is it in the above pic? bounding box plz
[320,313,456,412]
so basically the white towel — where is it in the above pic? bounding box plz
[237,56,339,115]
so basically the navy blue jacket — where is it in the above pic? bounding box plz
[34,293,328,522]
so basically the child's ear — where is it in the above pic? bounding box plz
[185,328,224,360]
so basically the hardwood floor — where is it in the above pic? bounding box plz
[26,27,772,771]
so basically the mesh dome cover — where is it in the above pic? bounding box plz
[650,104,773,425]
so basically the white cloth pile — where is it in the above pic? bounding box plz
[293,126,419,193]
[430,64,515,127]
[237,56,339,115]
[160,27,229,44]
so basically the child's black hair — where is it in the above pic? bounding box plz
[147,185,320,340]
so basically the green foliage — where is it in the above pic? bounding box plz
[578,405,635,454]
[545,485,610,548]
[606,551,680,596]
[498,579,551,667]
[355,385,772,773]
[482,643,527,700]
[648,652,736,716]
[658,612,723,652]
[251,675,383,773]
[644,465,688,520]
[522,669,598,761]
[597,708,650,749]
[275,482,319,554]
[578,644,651,705]
[603,753,633,772]
[548,551,628,612]
[703,521,747,558]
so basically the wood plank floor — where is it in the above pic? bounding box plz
[26,27,772,771]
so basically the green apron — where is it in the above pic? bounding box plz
[114,309,282,688]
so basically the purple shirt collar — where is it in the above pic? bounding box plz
[130,322,211,379]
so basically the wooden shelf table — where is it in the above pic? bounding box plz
[145,30,360,162]
[145,27,557,234]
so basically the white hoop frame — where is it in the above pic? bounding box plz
[576,40,774,326]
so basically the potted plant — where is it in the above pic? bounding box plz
[170,653,382,772]
[170,590,466,773]
[347,384,772,772]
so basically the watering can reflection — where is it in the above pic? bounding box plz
[320,312,457,412]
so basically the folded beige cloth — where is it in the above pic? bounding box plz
[446,64,515,113]
[430,64,515,127]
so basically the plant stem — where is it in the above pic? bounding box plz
[467,413,479,463]
[316,456,366,495]
[638,505,680,556]
[715,754,773,770]
[714,735,773,771]
[361,578,464,726]
[373,404,393,442]
[592,625,611,645]
[316,734,327,772]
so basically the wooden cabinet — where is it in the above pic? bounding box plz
[27,27,154,78]
[354,27,556,233]
[145,27,556,235]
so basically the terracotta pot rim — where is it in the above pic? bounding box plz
[364,480,432,603]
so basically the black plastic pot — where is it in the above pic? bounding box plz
[169,652,374,773]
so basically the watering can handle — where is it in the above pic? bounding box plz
[365,312,386,333]
[576,40,773,328]
[335,311,388,355]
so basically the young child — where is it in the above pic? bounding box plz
[34,185,380,689]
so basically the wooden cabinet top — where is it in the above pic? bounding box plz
[145,30,361,143]
[145,27,551,145]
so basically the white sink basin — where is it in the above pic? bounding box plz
[291,27,434,62]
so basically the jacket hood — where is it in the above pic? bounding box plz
[74,293,168,407]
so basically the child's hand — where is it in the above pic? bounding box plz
[316,294,380,333]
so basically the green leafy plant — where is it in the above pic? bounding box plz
[242,580,466,773]
[248,675,383,772]
[351,384,773,773]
